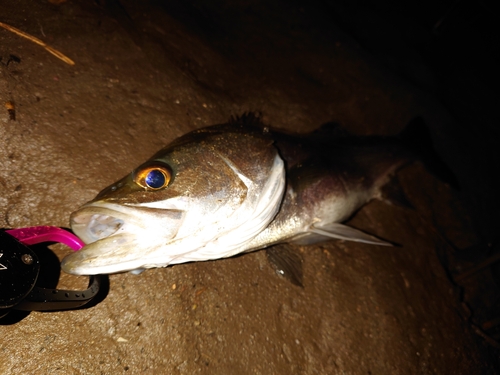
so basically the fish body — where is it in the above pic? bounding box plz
[61,115,438,275]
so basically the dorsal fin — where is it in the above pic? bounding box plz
[229,112,264,128]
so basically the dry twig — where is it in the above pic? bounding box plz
[0,21,75,65]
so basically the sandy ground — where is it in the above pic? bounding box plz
[1,0,498,374]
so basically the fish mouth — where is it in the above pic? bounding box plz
[61,202,183,275]
[71,209,125,244]
[69,203,147,246]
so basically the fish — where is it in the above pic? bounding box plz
[61,114,455,277]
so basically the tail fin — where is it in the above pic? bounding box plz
[399,117,459,189]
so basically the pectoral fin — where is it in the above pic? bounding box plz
[309,222,393,246]
[129,268,146,275]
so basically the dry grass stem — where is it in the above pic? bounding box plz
[0,21,75,65]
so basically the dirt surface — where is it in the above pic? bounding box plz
[1,1,498,374]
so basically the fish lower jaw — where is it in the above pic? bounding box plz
[61,231,170,275]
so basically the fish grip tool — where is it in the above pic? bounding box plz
[0,226,101,319]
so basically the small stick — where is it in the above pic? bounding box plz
[0,21,75,65]
[454,252,500,282]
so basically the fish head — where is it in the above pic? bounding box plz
[61,125,286,275]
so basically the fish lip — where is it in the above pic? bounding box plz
[60,233,139,275]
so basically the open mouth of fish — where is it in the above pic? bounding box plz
[61,203,183,275]
[72,209,125,243]
[69,203,150,246]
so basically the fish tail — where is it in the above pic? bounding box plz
[398,117,459,189]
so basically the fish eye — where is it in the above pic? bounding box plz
[134,164,172,190]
